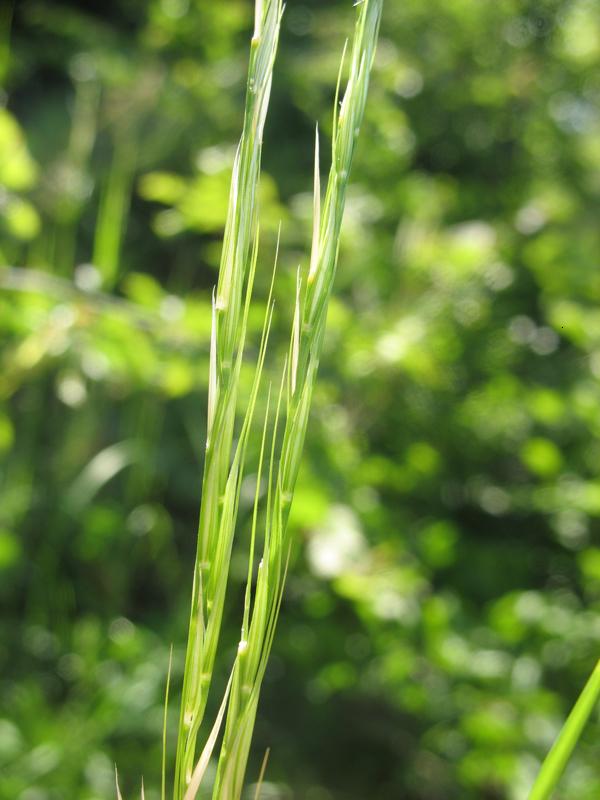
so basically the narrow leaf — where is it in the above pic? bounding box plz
[162,644,173,800]
[254,748,271,800]
[115,766,123,800]
[528,659,600,800]
[183,670,234,800]
[308,125,321,284]
[207,291,218,445]
[290,269,301,396]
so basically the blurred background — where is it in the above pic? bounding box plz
[1,0,600,798]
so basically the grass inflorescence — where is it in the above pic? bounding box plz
[173,1,383,797]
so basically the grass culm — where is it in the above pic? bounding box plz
[173,1,383,798]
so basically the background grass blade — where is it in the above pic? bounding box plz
[528,660,600,800]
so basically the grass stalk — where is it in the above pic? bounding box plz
[174,2,283,794]
[188,1,382,797]
[176,0,382,800]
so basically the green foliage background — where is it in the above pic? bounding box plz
[1,0,599,798]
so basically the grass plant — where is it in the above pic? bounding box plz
[174,0,383,797]
[173,1,284,792]
[171,2,600,797]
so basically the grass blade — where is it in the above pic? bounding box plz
[183,670,234,800]
[253,748,270,800]
[308,125,320,283]
[162,644,173,800]
[115,766,124,800]
[528,659,600,800]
